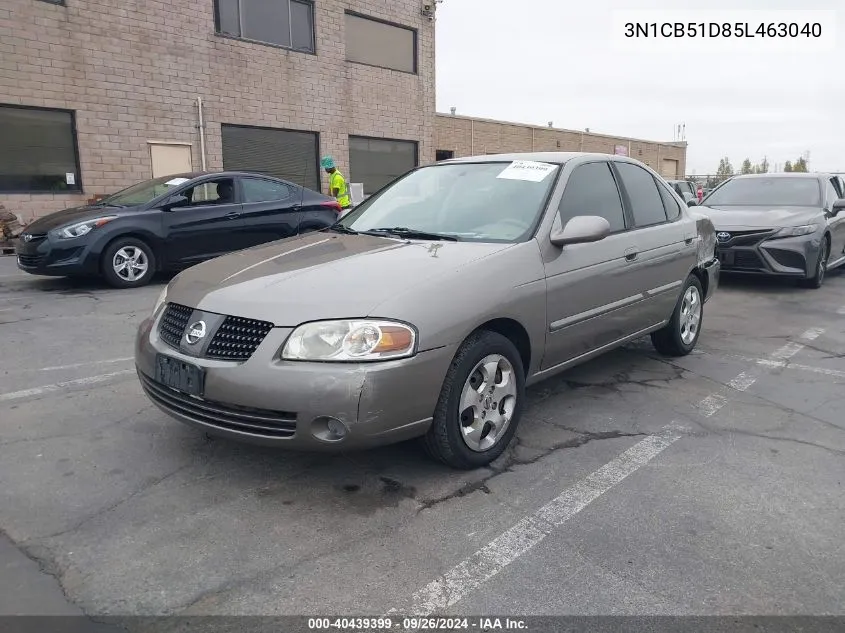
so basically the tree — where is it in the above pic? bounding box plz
[752,157,769,174]
[741,158,753,174]
[716,157,734,182]
[784,160,793,172]
[793,157,808,172]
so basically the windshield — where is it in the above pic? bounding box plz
[98,175,195,207]
[703,177,821,207]
[337,161,560,243]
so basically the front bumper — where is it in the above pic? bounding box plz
[715,230,820,278]
[134,313,456,451]
[15,234,100,277]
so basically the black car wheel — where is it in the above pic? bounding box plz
[101,237,156,288]
[651,275,704,357]
[423,330,525,470]
[800,237,828,289]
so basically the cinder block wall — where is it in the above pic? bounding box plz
[0,0,436,221]
[436,115,687,178]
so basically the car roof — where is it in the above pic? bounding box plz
[164,171,300,183]
[440,152,647,166]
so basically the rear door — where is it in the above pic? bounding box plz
[542,160,646,369]
[611,162,697,330]
[162,176,245,267]
[237,176,303,247]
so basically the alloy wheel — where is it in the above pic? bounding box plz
[679,285,702,346]
[112,246,149,283]
[458,354,518,452]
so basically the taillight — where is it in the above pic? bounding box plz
[321,201,343,214]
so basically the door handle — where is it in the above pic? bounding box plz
[624,247,638,261]
[224,211,241,219]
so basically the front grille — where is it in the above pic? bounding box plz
[159,303,194,350]
[719,229,775,247]
[20,233,47,243]
[17,254,44,267]
[767,248,806,270]
[206,315,274,360]
[733,251,765,269]
[139,372,297,438]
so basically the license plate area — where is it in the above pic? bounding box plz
[155,354,205,397]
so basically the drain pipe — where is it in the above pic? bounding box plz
[196,97,207,171]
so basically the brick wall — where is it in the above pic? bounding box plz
[0,0,435,221]
[436,115,687,178]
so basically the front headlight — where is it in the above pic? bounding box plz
[152,287,168,316]
[281,320,417,362]
[775,224,816,238]
[57,216,118,239]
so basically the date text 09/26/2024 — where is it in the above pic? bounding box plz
[624,22,822,38]
[307,617,528,631]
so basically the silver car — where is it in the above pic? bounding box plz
[696,173,845,288]
[135,153,719,469]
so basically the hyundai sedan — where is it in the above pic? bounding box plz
[16,172,341,288]
[135,153,720,469]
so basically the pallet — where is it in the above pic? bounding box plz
[0,244,16,256]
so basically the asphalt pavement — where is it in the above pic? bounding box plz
[1,255,843,624]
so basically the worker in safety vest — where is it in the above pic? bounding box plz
[320,156,352,210]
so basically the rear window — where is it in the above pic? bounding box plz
[704,177,821,207]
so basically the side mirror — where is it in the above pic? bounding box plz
[550,215,611,247]
[162,194,189,211]
[687,199,698,207]
[832,199,845,215]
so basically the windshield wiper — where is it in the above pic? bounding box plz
[327,223,359,235]
[363,227,459,242]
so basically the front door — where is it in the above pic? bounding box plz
[542,160,646,370]
[162,177,245,267]
[825,176,845,264]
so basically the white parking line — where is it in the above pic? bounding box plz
[696,327,824,418]
[388,426,682,617]
[37,357,134,372]
[728,356,845,380]
[0,370,135,403]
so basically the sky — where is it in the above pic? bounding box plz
[434,0,844,175]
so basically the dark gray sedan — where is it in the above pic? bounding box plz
[696,173,845,288]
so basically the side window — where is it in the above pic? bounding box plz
[829,177,843,200]
[656,179,682,220]
[242,178,293,203]
[558,162,626,233]
[825,179,840,208]
[615,163,668,227]
[180,178,236,207]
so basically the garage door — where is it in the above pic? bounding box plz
[349,136,418,195]
[661,159,678,180]
[221,124,320,192]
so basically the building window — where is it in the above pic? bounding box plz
[0,104,81,194]
[345,12,416,74]
[221,124,320,192]
[349,136,418,195]
[215,0,315,53]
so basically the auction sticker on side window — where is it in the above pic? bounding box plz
[496,160,557,182]
[165,177,190,186]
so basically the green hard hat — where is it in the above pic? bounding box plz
[320,156,336,169]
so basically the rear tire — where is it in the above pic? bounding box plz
[101,237,156,288]
[423,330,525,470]
[800,237,828,289]
[651,275,704,357]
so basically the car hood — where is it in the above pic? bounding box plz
[697,205,823,229]
[166,232,514,325]
[23,204,139,233]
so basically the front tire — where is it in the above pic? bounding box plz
[424,330,525,470]
[101,237,156,288]
[651,275,704,357]
[800,237,828,289]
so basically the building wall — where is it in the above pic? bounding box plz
[435,114,687,178]
[1,0,435,221]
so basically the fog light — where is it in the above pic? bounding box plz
[311,416,349,443]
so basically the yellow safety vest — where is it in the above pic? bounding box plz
[330,170,351,208]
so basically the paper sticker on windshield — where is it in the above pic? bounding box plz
[497,160,556,182]
[165,177,190,186]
